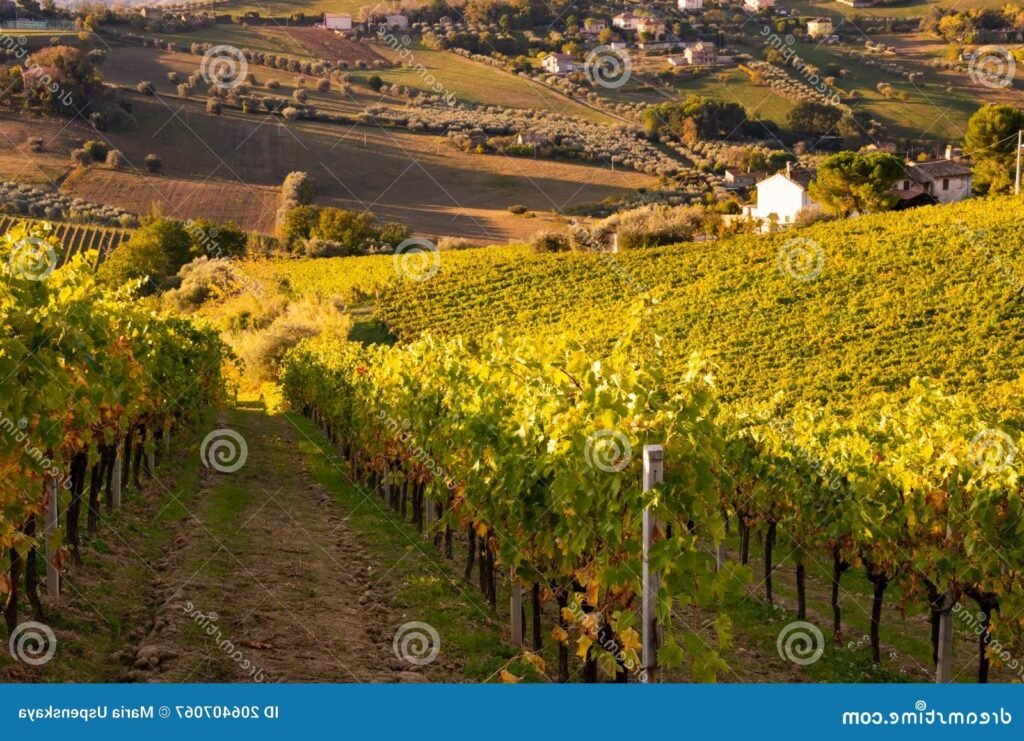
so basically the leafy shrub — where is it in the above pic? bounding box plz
[304,237,346,258]
[507,204,528,215]
[166,257,240,309]
[83,140,109,161]
[137,81,155,95]
[529,230,570,253]
[144,154,162,173]
[27,137,44,152]
[206,98,222,114]
[281,171,315,207]
[602,204,706,250]
[438,236,475,250]
[70,148,91,165]
[105,150,128,168]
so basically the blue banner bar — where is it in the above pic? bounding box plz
[0,684,1021,740]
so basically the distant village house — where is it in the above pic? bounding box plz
[893,150,972,207]
[678,0,704,10]
[542,53,576,75]
[806,18,833,38]
[683,41,716,65]
[324,13,353,31]
[743,164,819,228]
[744,0,775,11]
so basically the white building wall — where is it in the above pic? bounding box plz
[932,176,971,203]
[753,175,817,225]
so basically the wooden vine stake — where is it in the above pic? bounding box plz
[642,444,664,683]
[510,568,524,648]
[45,477,59,599]
[112,443,123,509]
[936,592,954,683]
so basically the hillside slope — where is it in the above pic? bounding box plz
[376,197,1024,407]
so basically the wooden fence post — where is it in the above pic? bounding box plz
[642,444,664,683]
[112,443,122,509]
[46,477,59,599]
[510,568,524,649]
[936,592,954,683]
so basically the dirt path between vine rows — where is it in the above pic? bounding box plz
[128,407,457,683]
[8,405,488,684]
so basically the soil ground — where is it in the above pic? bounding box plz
[0,406,511,683]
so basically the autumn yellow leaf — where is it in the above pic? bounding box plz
[576,635,593,660]
[499,669,520,684]
[619,627,642,653]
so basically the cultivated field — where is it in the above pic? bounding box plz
[281,27,392,66]
[58,95,654,240]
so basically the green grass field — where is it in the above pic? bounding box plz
[786,0,1009,19]
[373,43,616,124]
[788,41,979,139]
